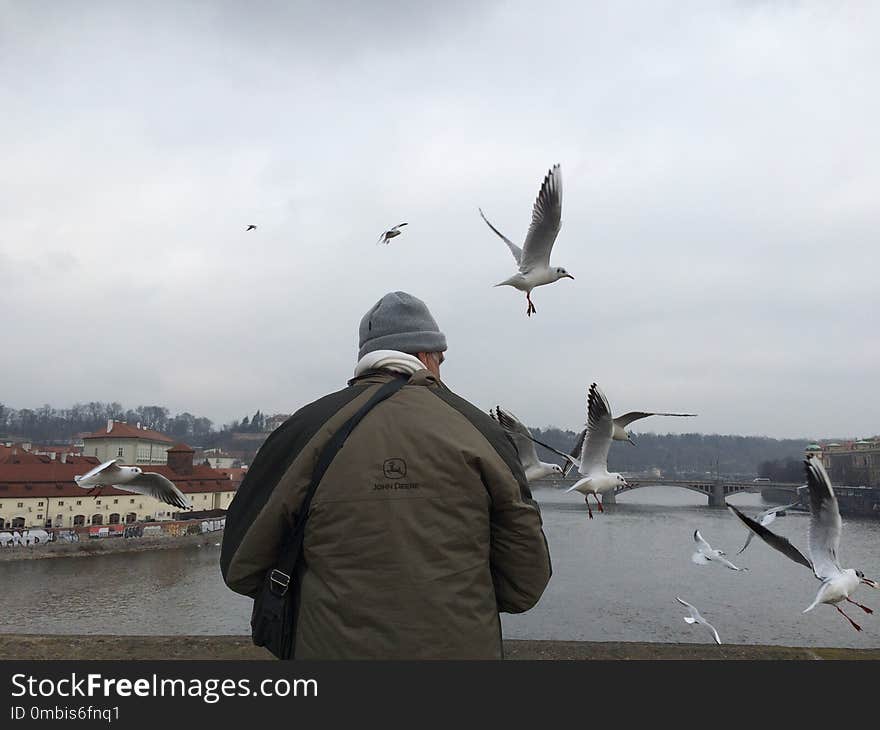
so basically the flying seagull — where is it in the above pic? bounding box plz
[692,529,747,571]
[490,406,564,483]
[565,383,628,519]
[727,457,878,631]
[246,224,257,231]
[479,164,573,317]
[560,410,698,476]
[676,597,722,645]
[376,223,408,245]
[736,501,802,555]
[75,459,192,510]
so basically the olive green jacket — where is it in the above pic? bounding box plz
[221,369,551,659]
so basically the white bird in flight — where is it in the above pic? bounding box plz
[490,406,565,483]
[676,597,722,645]
[727,457,878,631]
[565,383,628,519]
[736,501,802,555]
[479,164,573,317]
[376,222,408,245]
[692,529,747,571]
[560,409,697,476]
[75,459,192,510]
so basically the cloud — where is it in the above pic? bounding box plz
[2,1,878,438]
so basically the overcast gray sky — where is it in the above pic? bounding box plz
[2,1,878,439]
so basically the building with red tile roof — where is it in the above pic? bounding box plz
[82,419,175,466]
[0,445,238,530]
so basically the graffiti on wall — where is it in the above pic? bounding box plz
[0,529,52,547]
[0,517,226,548]
[200,518,226,533]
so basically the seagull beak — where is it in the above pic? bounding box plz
[564,273,574,280]
[861,578,879,589]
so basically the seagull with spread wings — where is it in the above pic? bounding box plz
[727,457,878,631]
[479,164,573,317]
[499,394,696,477]
[676,597,722,645]
[736,501,802,555]
[564,383,628,519]
[75,459,192,510]
[692,529,747,571]
[490,406,564,483]
[376,223,408,245]
[559,410,697,477]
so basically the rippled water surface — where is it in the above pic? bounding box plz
[2,487,879,648]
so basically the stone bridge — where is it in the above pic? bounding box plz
[546,478,804,507]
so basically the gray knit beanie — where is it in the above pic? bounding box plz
[358,291,447,359]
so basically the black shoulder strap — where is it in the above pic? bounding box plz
[274,375,408,581]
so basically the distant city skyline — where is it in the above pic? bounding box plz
[3,2,879,439]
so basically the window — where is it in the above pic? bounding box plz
[37,514,42,520]
[113,499,118,504]
[117,447,124,457]
[96,500,101,505]
[94,449,98,456]
[17,502,22,508]
[58,501,64,506]
[130,499,135,504]
[76,500,82,505]
[38,501,43,506]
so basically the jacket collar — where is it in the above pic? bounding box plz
[353,350,426,378]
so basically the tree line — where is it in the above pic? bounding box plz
[530,426,809,479]
[2,400,810,475]
[0,401,270,447]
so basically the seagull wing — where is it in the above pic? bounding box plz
[493,406,540,471]
[522,432,580,470]
[675,596,701,621]
[75,459,123,486]
[759,500,801,525]
[519,164,562,273]
[805,458,843,581]
[726,503,812,571]
[562,428,586,476]
[740,501,801,553]
[394,222,408,230]
[613,412,698,429]
[715,554,747,571]
[703,620,722,645]
[693,529,714,556]
[579,383,614,474]
[736,530,756,555]
[479,208,522,265]
[118,472,192,510]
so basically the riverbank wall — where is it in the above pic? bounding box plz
[1,635,877,660]
[0,520,224,561]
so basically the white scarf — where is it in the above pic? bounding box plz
[353,349,426,378]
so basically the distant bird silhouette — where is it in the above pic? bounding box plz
[377,223,407,245]
[246,225,257,231]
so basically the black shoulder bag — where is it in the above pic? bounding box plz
[250,375,408,659]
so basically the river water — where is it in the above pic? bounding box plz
[2,487,879,648]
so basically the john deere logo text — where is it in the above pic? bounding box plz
[383,458,407,479]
